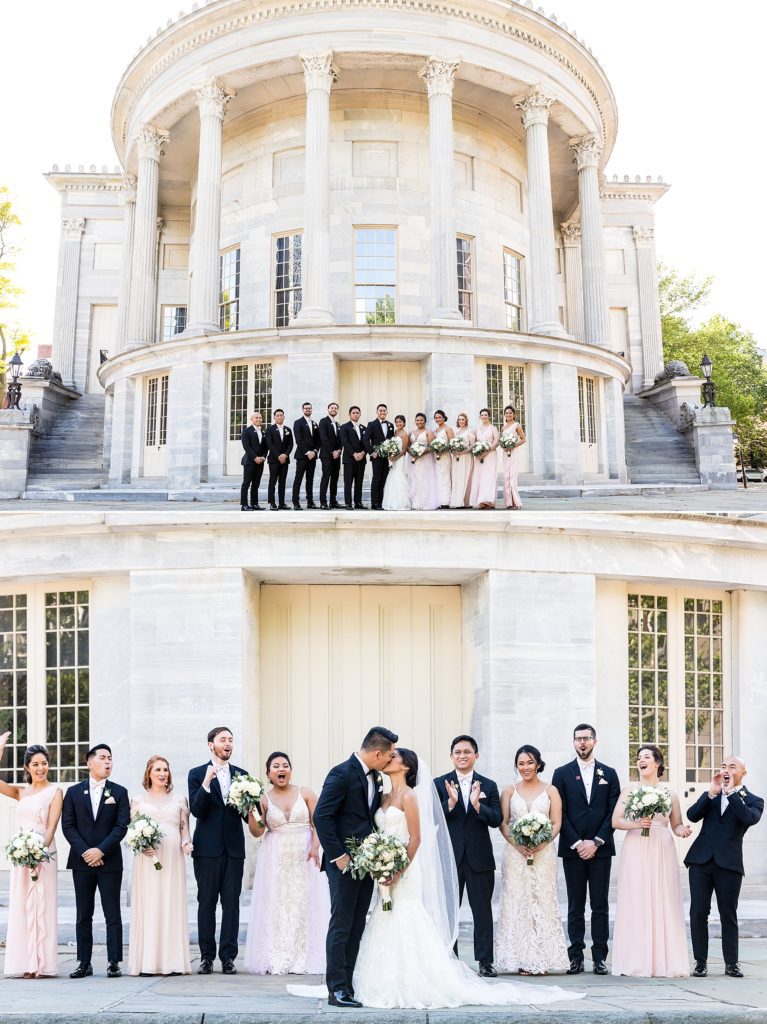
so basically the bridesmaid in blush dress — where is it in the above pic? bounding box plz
[128,756,193,976]
[611,744,691,977]
[449,412,475,508]
[500,404,526,510]
[432,410,454,509]
[245,751,329,974]
[470,408,500,509]
[0,733,63,978]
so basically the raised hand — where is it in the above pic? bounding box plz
[709,770,723,798]
[204,764,218,788]
[445,780,459,811]
[469,780,482,812]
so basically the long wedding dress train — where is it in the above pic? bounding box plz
[382,438,410,511]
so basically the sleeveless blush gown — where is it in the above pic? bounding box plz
[470,424,499,507]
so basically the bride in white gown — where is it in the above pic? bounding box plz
[289,749,584,1009]
[382,415,411,511]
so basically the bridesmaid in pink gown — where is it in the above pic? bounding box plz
[449,413,475,508]
[244,751,329,974]
[470,408,500,509]
[0,732,63,978]
[611,744,692,977]
[128,756,193,975]
[500,405,526,510]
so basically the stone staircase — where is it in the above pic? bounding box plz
[623,394,700,485]
[26,393,107,492]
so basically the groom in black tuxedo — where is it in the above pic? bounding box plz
[188,726,249,975]
[686,755,764,978]
[551,723,620,976]
[313,725,398,1008]
[61,743,130,978]
[364,404,395,510]
[434,734,502,976]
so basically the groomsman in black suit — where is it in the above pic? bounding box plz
[686,755,764,978]
[188,726,250,975]
[318,402,343,509]
[364,403,395,510]
[313,726,398,1007]
[265,409,293,509]
[292,402,321,510]
[339,406,367,509]
[61,743,130,978]
[434,735,502,976]
[240,411,267,510]
[551,723,620,975]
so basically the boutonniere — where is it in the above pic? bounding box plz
[575,776,581,781]
[738,787,748,799]
[375,772,384,793]
[596,768,604,778]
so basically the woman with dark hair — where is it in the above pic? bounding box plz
[496,744,569,974]
[432,410,454,508]
[500,404,526,510]
[470,408,500,509]
[128,756,193,976]
[382,415,411,511]
[244,751,329,974]
[610,745,691,977]
[0,732,63,977]
[408,413,439,511]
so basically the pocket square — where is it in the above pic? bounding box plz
[479,792,487,800]
[598,778,608,785]
[104,796,116,804]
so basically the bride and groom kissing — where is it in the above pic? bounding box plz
[293,726,581,1011]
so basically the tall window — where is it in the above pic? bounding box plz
[219,246,241,331]
[457,236,473,322]
[45,589,90,782]
[578,375,597,444]
[627,593,669,780]
[0,595,27,783]
[274,233,302,327]
[354,228,396,325]
[161,305,187,340]
[228,363,273,441]
[684,598,724,782]
[145,375,169,449]
[485,362,526,429]
[503,249,523,330]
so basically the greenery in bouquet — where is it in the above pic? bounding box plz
[510,811,553,865]
[346,830,410,910]
[5,828,54,881]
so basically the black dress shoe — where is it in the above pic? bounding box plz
[567,959,585,975]
[593,959,609,975]
[478,962,497,978]
[692,960,708,977]
[252,505,263,511]
[292,503,303,510]
[278,504,290,510]
[221,959,237,975]
[327,989,362,1008]
[240,505,254,511]
[331,501,343,509]
[269,503,278,510]
[107,962,122,978]
[69,962,93,979]
[344,504,353,510]
[307,502,317,509]
[355,503,368,510]
[725,962,744,978]
[320,503,329,510]
[197,958,213,975]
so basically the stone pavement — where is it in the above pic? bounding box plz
[2,941,767,1023]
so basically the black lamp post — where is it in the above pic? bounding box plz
[6,351,23,410]
[700,353,716,408]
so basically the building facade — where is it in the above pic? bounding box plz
[44,0,671,491]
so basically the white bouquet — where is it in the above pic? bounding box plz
[448,436,469,461]
[5,829,54,881]
[227,773,265,824]
[429,438,450,460]
[346,830,410,911]
[376,438,400,459]
[125,813,164,870]
[499,432,520,454]
[510,811,553,866]
[409,441,428,463]
[471,441,491,464]
[623,785,672,837]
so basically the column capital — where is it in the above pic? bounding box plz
[419,56,460,99]
[569,133,603,171]
[513,85,554,129]
[135,125,170,163]
[560,222,581,246]
[299,52,338,94]
[121,174,137,204]
[62,217,85,241]
[633,225,655,246]
[194,78,235,121]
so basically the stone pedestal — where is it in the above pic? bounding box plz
[639,375,704,430]
[682,406,737,489]
[15,377,79,435]
[166,362,210,490]
[0,411,34,498]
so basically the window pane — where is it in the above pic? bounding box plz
[0,595,29,782]
[354,229,396,324]
[44,590,91,783]
[274,234,303,327]
[626,593,671,781]
[219,247,241,332]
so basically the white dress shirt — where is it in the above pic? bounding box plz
[721,791,730,816]
[89,778,105,817]
[354,423,362,441]
[456,770,474,809]
[580,760,596,802]
[202,761,231,798]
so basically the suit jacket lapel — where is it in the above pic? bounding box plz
[571,759,589,803]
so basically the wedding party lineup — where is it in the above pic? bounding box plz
[1,725,762,1009]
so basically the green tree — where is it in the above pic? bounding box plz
[0,187,31,398]
[365,293,395,326]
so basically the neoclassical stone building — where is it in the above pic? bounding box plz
[43,0,674,490]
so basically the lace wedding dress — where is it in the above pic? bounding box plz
[495,788,569,974]
[382,437,410,511]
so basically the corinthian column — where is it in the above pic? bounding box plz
[185,79,234,335]
[513,86,567,338]
[291,53,337,327]
[560,223,584,341]
[633,226,663,387]
[127,124,169,349]
[53,217,85,387]
[420,56,463,324]
[569,134,609,346]
[115,175,136,353]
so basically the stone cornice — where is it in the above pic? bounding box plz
[112,0,615,157]
[45,172,124,195]
[600,178,670,204]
